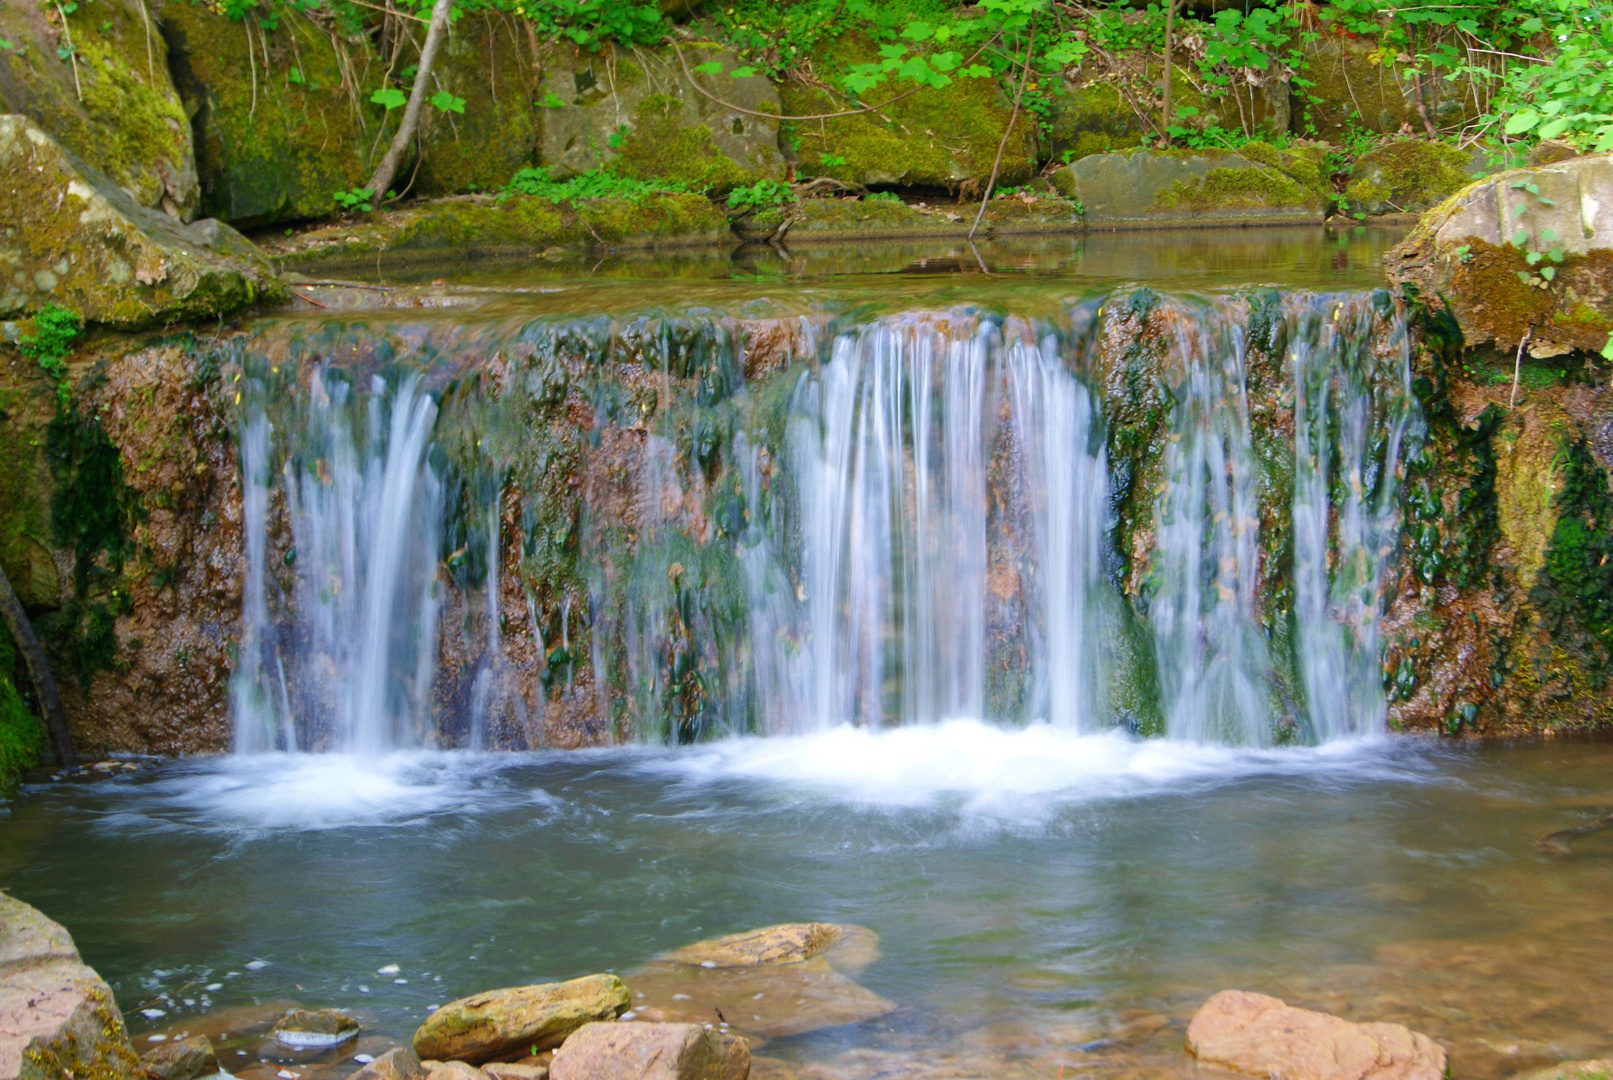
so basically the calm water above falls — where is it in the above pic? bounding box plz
[1,734,1611,1080]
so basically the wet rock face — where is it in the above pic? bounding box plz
[412,975,631,1064]
[535,44,783,191]
[271,1009,358,1048]
[656,923,848,968]
[1186,990,1447,1080]
[1386,153,1613,357]
[1345,140,1479,218]
[349,1047,427,1080]
[0,116,277,327]
[0,890,143,1080]
[548,1022,749,1080]
[0,0,198,219]
[1056,148,1328,228]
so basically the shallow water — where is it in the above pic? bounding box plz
[3,729,1611,1079]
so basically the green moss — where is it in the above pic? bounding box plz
[783,34,1033,189]
[612,94,757,193]
[1349,140,1474,214]
[0,624,45,792]
[413,14,538,197]
[1530,438,1613,684]
[1155,165,1311,210]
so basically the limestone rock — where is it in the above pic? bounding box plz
[1185,990,1446,1080]
[271,1008,359,1047]
[0,115,279,326]
[1345,140,1481,217]
[412,975,630,1064]
[1385,153,1613,355]
[349,1047,428,1080]
[0,0,198,218]
[658,924,850,968]
[548,1022,749,1080]
[1058,148,1327,229]
[1046,63,1288,162]
[1304,35,1479,139]
[536,44,782,191]
[0,890,142,1080]
[139,1034,220,1080]
[480,1064,548,1080]
[422,1060,483,1080]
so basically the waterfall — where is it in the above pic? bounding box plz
[226,290,1418,753]
[232,370,443,754]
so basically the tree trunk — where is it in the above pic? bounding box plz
[1161,0,1176,147]
[365,0,455,206]
[0,566,76,768]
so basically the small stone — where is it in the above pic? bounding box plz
[482,1064,548,1080]
[1186,990,1446,1080]
[549,1022,749,1080]
[658,924,856,969]
[413,975,630,1064]
[141,1034,221,1080]
[379,965,401,975]
[349,1046,428,1080]
[272,1008,360,1048]
[423,1061,482,1080]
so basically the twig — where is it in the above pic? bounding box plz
[54,3,82,102]
[1537,812,1613,854]
[246,21,257,119]
[136,0,155,86]
[289,289,331,308]
[970,20,1036,241]
[1511,327,1531,408]
[0,565,75,767]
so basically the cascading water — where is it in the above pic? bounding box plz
[232,368,444,754]
[227,289,1418,754]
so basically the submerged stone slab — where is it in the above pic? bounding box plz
[658,924,851,968]
[139,1035,220,1080]
[0,115,279,326]
[0,890,142,1080]
[413,975,630,1064]
[625,961,893,1040]
[1186,990,1446,1080]
[548,1022,749,1080]
[271,1008,359,1047]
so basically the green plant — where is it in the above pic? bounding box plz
[0,626,45,791]
[334,187,375,212]
[1506,179,1566,289]
[499,166,692,204]
[862,190,903,202]
[726,179,795,212]
[509,0,661,51]
[18,304,83,406]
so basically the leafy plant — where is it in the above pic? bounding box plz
[726,179,795,212]
[509,0,661,51]
[500,166,691,204]
[18,304,83,405]
[333,187,375,212]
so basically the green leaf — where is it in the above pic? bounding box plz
[1525,182,1540,195]
[729,66,757,78]
[1539,227,1558,243]
[429,90,465,114]
[288,67,305,85]
[1541,265,1557,282]
[692,61,723,75]
[538,92,566,108]
[1516,271,1534,284]
[1601,333,1613,362]
[370,87,406,111]
[1511,229,1530,247]
[1526,251,1543,265]
[1549,247,1565,263]
[1504,111,1541,135]
[1538,117,1572,139]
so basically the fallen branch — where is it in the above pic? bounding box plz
[1537,812,1613,854]
[365,0,454,205]
[0,565,76,767]
[970,19,1036,241]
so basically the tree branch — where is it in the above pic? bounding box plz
[970,21,1036,241]
[0,565,76,767]
[365,0,454,205]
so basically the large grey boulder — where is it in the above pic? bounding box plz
[1056,148,1327,229]
[0,891,142,1080]
[1186,990,1446,1080]
[1386,153,1613,356]
[536,44,783,189]
[0,0,198,218]
[412,975,630,1064]
[548,1022,748,1080]
[0,114,279,326]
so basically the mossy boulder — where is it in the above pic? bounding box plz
[783,34,1034,190]
[535,44,782,191]
[0,0,197,218]
[1045,63,1289,163]
[160,0,394,227]
[1345,140,1479,216]
[1387,153,1613,355]
[1299,32,1477,139]
[0,115,279,326]
[412,975,630,1064]
[410,14,540,198]
[1060,146,1327,228]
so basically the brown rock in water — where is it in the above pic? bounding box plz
[624,962,894,1041]
[0,890,143,1080]
[422,1061,483,1080]
[1185,990,1446,1080]
[349,1047,427,1080]
[413,975,630,1064]
[139,1035,219,1080]
[548,1022,749,1080]
[657,924,866,969]
[480,1064,548,1080]
[272,1008,359,1047]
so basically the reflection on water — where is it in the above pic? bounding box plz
[292,225,1405,302]
[2,732,1611,1080]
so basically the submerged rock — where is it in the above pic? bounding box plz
[1056,147,1328,228]
[479,1064,548,1080]
[0,890,142,1080]
[548,1022,749,1080]
[1386,152,1613,356]
[0,115,278,325]
[421,1061,482,1080]
[348,1047,427,1080]
[658,924,852,968]
[412,975,630,1064]
[139,1035,220,1080]
[271,1009,359,1048]
[1186,990,1446,1080]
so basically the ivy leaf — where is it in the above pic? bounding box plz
[900,20,933,41]
[693,61,723,75]
[370,87,407,110]
[430,90,465,114]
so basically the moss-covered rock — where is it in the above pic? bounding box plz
[535,43,782,190]
[1345,140,1478,216]
[411,14,540,199]
[1299,32,1478,139]
[1061,147,1327,228]
[782,34,1034,190]
[0,0,197,218]
[0,115,280,326]
[160,0,393,227]
[1386,154,1613,355]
